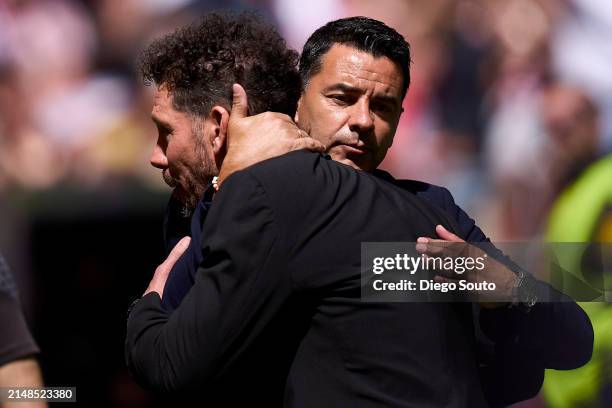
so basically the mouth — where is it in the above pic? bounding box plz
[338,143,371,156]
[162,169,178,188]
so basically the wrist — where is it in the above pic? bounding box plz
[510,269,539,313]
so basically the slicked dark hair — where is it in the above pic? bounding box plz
[299,16,411,97]
[139,12,301,117]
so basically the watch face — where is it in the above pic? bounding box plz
[525,294,538,308]
[517,271,538,309]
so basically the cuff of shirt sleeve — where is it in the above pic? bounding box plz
[479,299,548,353]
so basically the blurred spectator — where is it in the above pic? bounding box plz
[551,0,612,151]
[540,82,612,406]
[272,0,344,50]
[542,83,600,194]
[481,0,557,240]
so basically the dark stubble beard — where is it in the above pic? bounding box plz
[167,121,215,211]
[185,136,211,210]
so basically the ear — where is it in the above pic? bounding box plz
[294,95,303,123]
[208,105,230,155]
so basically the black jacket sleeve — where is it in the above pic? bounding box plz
[126,170,292,392]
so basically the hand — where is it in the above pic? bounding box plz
[217,84,325,186]
[144,236,191,298]
[416,225,517,308]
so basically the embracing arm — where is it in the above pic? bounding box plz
[437,187,593,369]
[125,170,291,392]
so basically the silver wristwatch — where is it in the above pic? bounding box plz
[511,269,538,312]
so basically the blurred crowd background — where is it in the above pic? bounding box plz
[1,0,611,407]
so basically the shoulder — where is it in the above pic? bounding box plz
[228,151,380,232]
[373,170,454,208]
[237,150,356,198]
[404,181,453,206]
[243,150,335,181]
[373,171,484,240]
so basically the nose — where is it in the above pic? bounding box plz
[348,99,374,134]
[149,141,168,169]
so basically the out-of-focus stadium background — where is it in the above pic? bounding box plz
[1,0,611,407]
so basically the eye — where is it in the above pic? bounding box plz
[371,101,393,114]
[328,94,353,106]
[157,124,173,139]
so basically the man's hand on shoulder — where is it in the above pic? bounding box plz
[218,84,324,186]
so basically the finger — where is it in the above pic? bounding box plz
[415,238,451,257]
[417,237,454,249]
[433,265,460,279]
[145,236,191,297]
[419,235,468,258]
[231,83,249,118]
[431,240,464,257]
[435,224,464,242]
[415,237,429,254]
[434,275,460,284]
[293,137,325,152]
[161,236,192,270]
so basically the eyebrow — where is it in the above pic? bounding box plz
[323,83,400,108]
[151,114,171,129]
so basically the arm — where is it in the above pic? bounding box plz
[478,348,544,408]
[126,170,292,392]
[430,187,593,369]
[217,84,323,186]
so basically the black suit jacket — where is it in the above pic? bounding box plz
[158,166,592,406]
[127,151,494,407]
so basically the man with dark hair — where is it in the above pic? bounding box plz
[220,19,593,393]
[299,16,411,97]
[295,16,409,173]
[126,15,592,407]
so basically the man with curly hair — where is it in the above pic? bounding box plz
[140,12,317,211]
[135,12,323,312]
[126,11,328,403]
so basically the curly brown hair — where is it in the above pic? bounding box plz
[139,12,301,117]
